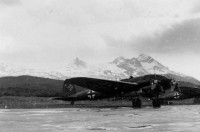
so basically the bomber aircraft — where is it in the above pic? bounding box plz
[158,80,200,101]
[58,74,197,108]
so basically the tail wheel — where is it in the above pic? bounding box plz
[152,99,161,108]
[132,98,142,108]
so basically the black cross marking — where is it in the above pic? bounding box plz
[87,90,95,99]
[174,92,180,99]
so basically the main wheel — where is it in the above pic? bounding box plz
[132,98,142,108]
[152,99,161,108]
[70,101,75,105]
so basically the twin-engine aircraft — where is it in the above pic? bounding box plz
[59,74,200,108]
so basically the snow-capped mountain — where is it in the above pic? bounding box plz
[63,58,127,80]
[0,54,199,84]
[62,54,200,84]
[63,54,174,78]
[137,54,170,74]
[113,54,181,76]
[72,57,87,68]
[0,62,66,80]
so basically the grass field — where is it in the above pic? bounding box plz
[0,96,134,109]
[0,96,197,109]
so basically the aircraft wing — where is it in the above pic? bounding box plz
[65,77,150,95]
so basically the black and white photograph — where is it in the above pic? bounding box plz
[1,0,200,131]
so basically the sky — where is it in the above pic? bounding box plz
[1,0,200,79]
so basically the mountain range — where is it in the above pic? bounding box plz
[0,54,200,85]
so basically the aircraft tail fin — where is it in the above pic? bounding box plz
[63,79,77,97]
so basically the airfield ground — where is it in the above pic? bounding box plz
[0,96,198,109]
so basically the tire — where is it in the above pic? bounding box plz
[132,98,142,108]
[152,99,161,108]
[70,101,75,105]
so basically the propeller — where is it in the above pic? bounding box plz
[151,79,159,90]
[140,79,164,98]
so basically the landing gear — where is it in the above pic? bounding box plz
[152,98,161,108]
[132,98,142,108]
[70,101,75,105]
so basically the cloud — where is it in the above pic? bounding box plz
[190,1,200,14]
[0,34,16,53]
[104,18,200,55]
[20,0,139,26]
[136,18,200,54]
[0,0,20,6]
[19,0,200,27]
[1,0,200,70]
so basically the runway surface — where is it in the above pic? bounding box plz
[0,105,200,132]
